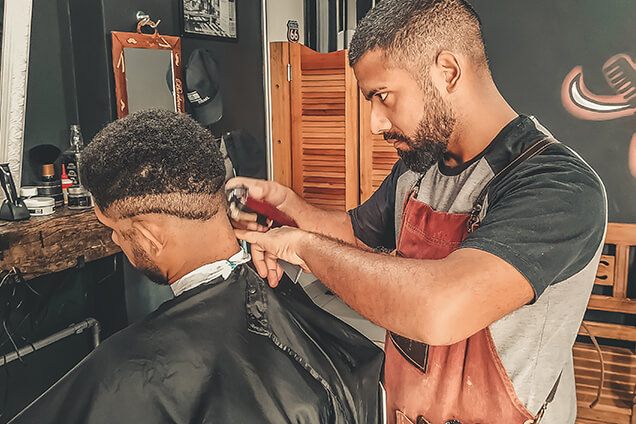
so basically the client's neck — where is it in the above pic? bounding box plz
[166,214,242,283]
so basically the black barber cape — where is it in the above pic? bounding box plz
[10,265,383,423]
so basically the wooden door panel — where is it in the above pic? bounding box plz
[290,43,358,211]
[270,42,292,187]
[359,95,399,203]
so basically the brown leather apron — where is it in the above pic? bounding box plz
[385,139,557,424]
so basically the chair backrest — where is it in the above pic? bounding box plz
[574,222,636,424]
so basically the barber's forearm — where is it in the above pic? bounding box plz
[282,193,357,244]
[294,232,533,345]
[298,232,453,344]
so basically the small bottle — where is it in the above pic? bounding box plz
[61,164,73,205]
[63,124,84,186]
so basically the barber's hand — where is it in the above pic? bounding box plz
[235,226,311,287]
[226,177,294,232]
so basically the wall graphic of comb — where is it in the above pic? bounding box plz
[562,53,636,121]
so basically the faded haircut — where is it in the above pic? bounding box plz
[349,0,489,81]
[80,109,226,220]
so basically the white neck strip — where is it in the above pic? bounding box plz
[170,249,251,297]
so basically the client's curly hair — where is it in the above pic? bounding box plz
[80,109,226,220]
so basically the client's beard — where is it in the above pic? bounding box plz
[386,78,456,173]
[131,243,169,285]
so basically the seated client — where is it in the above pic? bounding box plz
[10,109,383,423]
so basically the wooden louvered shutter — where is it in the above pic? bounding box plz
[270,42,394,209]
[287,43,359,211]
[359,95,399,203]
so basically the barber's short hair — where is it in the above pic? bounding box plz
[349,0,489,77]
[81,109,226,220]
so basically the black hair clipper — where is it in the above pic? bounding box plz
[0,163,29,221]
[226,186,297,228]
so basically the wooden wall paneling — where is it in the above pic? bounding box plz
[269,42,292,187]
[358,92,399,203]
[344,56,359,210]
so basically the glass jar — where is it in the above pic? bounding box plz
[68,186,93,210]
[23,197,55,216]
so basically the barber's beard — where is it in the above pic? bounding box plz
[385,79,456,173]
[131,243,170,286]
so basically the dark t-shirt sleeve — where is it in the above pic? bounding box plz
[460,146,606,301]
[348,160,408,250]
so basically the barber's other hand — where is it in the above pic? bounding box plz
[235,226,311,287]
[226,177,293,232]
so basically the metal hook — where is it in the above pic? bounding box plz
[136,10,149,21]
[136,11,161,29]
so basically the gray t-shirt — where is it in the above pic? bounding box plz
[349,115,607,423]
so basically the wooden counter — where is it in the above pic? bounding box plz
[0,207,120,280]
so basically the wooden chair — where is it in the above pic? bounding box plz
[575,223,636,424]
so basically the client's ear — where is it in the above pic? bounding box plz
[131,219,168,258]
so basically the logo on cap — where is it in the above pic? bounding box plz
[187,91,211,105]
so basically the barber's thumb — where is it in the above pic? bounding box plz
[226,176,251,189]
[234,228,258,244]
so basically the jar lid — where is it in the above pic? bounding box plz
[68,186,89,195]
[24,197,55,208]
[42,164,55,177]
[37,181,62,187]
[20,186,38,197]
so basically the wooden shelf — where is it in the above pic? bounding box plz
[0,207,120,280]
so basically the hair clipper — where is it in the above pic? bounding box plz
[0,163,30,221]
[226,186,297,228]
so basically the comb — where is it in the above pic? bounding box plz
[603,55,636,108]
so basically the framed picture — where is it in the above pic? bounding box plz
[181,0,237,40]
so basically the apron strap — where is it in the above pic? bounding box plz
[532,370,562,423]
[467,137,558,233]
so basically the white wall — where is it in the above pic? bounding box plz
[266,0,304,44]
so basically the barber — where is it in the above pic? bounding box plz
[230,1,606,423]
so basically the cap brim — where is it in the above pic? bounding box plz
[192,94,223,126]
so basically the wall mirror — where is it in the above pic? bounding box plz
[112,20,185,118]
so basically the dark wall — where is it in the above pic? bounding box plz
[26,0,266,183]
[69,0,266,152]
[470,0,636,223]
[21,0,78,185]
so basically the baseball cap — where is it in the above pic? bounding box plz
[185,48,223,126]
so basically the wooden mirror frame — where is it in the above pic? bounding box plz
[111,20,185,118]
